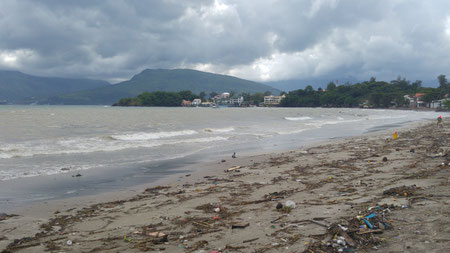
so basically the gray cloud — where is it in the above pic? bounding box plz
[0,0,449,83]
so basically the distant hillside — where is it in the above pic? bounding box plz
[0,70,110,104]
[42,69,281,105]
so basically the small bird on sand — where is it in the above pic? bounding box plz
[232,152,236,158]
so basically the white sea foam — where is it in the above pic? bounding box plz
[367,115,408,120]
[277,128,310,135]
[0,136,228,181]
[0,164,95,181]
[284,116,312,121]
[111,130,198,141]
[0,135,228,160]
[304,119,364,128]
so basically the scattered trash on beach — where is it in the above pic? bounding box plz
[2,121,448,253]
[304,204,394,252]
[225,166,240,172]
[276,202,283,210]
[148,232,166,238]
[285,200,296,209]
[231,222,249,229]
[383,185,419,197]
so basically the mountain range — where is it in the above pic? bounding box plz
[0,70,109,104]
[1,68,438,105]
[42,69,281,105]
[0,69,280,105]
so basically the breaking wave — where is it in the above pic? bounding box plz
[0,135,227,160]
[111,130,198,141]
[284,116,312,121]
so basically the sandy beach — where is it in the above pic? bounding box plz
[1,119,449,252]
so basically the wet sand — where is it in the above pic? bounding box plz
[1,120,449,252]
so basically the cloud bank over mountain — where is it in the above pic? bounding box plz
[0,0,449,83]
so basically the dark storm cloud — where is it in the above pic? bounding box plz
[0,0,449,83]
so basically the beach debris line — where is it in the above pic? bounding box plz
[0,212,18,221]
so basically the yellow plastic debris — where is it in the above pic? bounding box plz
[393,131,398,140]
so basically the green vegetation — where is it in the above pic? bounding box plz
[113,90,208,107]
[114,91,188,107]
[281,76,449,108]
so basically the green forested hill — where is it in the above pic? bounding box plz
[0,70,110,104]
[42,69,281,105]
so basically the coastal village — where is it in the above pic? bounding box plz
[181,91,449,110]
[181,92,286,107]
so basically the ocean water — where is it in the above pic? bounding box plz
[0,105,446,209]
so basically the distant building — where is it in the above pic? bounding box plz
[181,100,192,107]
[192,99,202,106]
[264,95,285,105]
[404,95,415,105]
[404,93,427,108]
[414,93,426,108]
[221,92,230,99]
[229,96,244,106]
[430,99,448,109]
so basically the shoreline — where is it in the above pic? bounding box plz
[1,118,425,214]
[1,119,448,252]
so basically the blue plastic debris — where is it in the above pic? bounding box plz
[365,213,376,219]
[363,219,373,229]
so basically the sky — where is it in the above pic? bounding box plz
[0,0,449,84]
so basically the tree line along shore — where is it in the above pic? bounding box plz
[113,75,450,110]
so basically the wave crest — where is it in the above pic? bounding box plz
[111,130,198,141]
[284,116,312,121]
